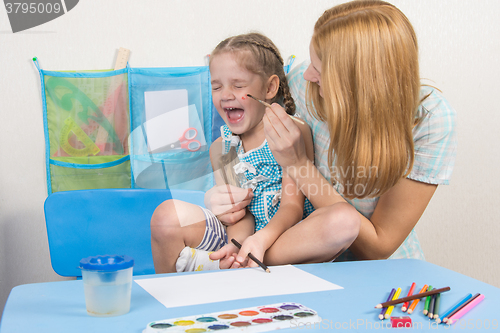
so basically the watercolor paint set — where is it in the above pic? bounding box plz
[143,302,321,333]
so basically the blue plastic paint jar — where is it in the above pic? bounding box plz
[79,255,134,317]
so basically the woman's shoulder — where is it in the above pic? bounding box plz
[415,85,457,142]
[417,85,457,121]
[410,86,457,185]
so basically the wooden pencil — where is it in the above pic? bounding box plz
[433,292,441,320]
[379,289,396,320]
[428,294,436,319]
[407,284,428,314]
[401,282,416,312]
[375,286,450,308]
[447,294,484,325]
[438,293,472,324]
[443,293,481,323]
[231,238,270,273]
[384,287,402,319]
[423,286,433,315]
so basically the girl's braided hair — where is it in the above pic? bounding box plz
[210,32,295,115]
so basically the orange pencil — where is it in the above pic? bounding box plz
[407,284,428,314]
[401,282,416,312]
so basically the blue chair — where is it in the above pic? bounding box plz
[44,189,205,277]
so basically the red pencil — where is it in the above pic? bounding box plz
[401,282,416,312]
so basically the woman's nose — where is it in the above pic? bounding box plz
[303,64,318,83]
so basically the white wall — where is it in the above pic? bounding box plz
[1,0,499,318]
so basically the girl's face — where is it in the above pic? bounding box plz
[304,42,323,97]
[210,52,268,136]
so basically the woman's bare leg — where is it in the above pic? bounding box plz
[264,202,360,265]
[150,199,207,273]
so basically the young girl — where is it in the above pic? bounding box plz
[150,33,360,273]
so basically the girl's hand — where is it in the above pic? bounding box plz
[234,234,267,268]
[204,185,253,226]
[209,243,241,269]
[263,103,309,169]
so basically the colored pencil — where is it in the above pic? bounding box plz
[423,286,433,315]
[246,94,272,108]
[438,293,472,324]
[433,293,441,320]
[230,239,270,273]
[401,282,416,312]
[407,284,428,314]
[379,289,396,320]
[443,293,480,323]
[428,294,436,319]
[447,294,484,325]
[385,287,402,319]
[376,286,449,309]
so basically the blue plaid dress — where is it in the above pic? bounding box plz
[221,125,315,231]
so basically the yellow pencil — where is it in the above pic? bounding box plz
[385,287,402,319]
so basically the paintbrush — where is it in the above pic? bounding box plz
[231,238,270,273]
[246,94,272,108]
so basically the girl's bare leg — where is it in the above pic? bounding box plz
[151,199,207,273]
[264,202,360,265]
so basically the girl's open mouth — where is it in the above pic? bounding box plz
[224,107,245,124]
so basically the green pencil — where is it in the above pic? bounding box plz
[423,286,433,315]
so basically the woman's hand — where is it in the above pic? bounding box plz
[204,185,253,226]
[263,103,309,169]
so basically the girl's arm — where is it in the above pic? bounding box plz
[208,138,255,264]
[264,104,437,260]
[235,118,314,266]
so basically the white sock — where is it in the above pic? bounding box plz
[175,247,220,272]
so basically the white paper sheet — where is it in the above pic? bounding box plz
[144,89,188,121]
[135,265,343,308]
[144,105,190,152]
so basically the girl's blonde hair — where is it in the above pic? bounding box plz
[309,0,420,199]
[210,32,295,115]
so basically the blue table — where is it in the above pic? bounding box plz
[1,260,499,332]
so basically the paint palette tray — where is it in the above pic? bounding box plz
[144,302,321,333]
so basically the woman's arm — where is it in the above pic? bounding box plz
[264,104,437,259]
[351,178,436,259]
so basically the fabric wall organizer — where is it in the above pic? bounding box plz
[34,56,294,195]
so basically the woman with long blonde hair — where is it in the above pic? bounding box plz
[206,0,457,261]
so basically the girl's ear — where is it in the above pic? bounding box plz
[265,74,280,100]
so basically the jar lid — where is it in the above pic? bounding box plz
[79,255,134,271]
